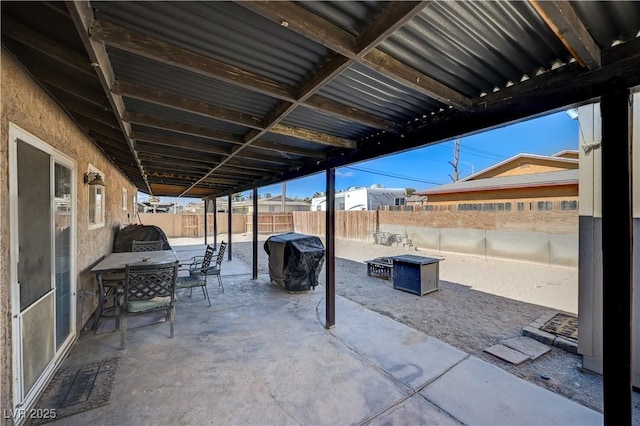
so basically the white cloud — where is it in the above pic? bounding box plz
[336,170,355,177]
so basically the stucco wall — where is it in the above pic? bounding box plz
[1,51,137,419]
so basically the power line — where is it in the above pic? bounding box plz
[343,166,446,185]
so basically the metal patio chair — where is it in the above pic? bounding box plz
[131,240,163,252]
[117,260,179,349]
[176,242,227,306]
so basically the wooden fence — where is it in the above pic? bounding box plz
[246,213,295,234]
[140,209,577,240]
[292,211,379,241]
[137,212,296,237]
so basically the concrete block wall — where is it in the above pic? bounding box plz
[379,224,578,267]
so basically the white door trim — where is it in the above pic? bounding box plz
[8,123,77,419]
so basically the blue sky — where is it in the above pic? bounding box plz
[140,109,579,203]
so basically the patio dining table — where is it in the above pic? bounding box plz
[91,249,180,330]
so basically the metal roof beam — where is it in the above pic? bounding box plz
[95,21,392,132]
[113,80,265,130]
[31,67,111,110]
[270,124,356,149]
[530,0,601,70]
[139,157,213,172]
[304,95,398,131]
[92,19,296,102]
[2,16,95,77]
[67,0,150,193]
[133,131,229,156]
[133,129,299,166]
[126,112,243,145]
[74,115,126,141]
[239,1,472,111]
[251,139,326,160]
[136,142,221,163]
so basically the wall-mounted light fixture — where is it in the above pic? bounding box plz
[84,171,105,186]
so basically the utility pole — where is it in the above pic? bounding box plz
[448,139,462,182]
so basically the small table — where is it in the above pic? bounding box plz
[366,257,394,282]
[91,250,179,330]
[391,254,440,296]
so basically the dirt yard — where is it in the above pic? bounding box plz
[180,233,639,421]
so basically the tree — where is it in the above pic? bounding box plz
[448,138,462,182]
[405,187,416,196]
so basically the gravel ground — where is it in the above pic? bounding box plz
[173,234,640,422]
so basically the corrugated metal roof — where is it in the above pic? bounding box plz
[380,1,569,97]
[124,98,250,136]
[318,63,446,122]
[3,0,639,198]
[108,48,279,118]
[572,1,640,47]
[282,105,376,140]
[296,1,389,36]
[94,1,331,86]
[260,134,334,152]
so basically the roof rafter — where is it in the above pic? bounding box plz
[67,0,151,193]
[239,1,472,110]
[2,15,95,77]
[530,0,601,70]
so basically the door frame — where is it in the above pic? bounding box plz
[8,123,77,413]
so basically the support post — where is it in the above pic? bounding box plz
[213,197,218,251]
[325,167,336,328]
[601,82,632,426]
[228,193,232,261]
[253,187,258,280]
[204,197,208,246]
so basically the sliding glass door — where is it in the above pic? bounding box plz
[10,124,76,412]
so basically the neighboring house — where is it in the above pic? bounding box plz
[311,185,407,211]
[415,150,579,212]
[405,194,428,210]
[137,201,177,213]
[232,195,310,214]
[167,196,310,214]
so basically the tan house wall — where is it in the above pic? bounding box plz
[478,158,578,179]
[1,52,137,417]
[425,185,578,206]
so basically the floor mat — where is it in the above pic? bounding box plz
[540,312,578,340]
[26,357,119,425]
[95,311,167,335]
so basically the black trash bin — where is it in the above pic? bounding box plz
[264,232,325,292]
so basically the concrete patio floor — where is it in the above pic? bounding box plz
[52,243,602,425]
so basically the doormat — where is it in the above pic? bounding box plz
[540,313,578,341]
[26,357,119,425]
[95,311,167,335]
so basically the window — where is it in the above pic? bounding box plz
[537,201,553,211]
[561,200,578,210]
[88,165,105,229]
[122,188,128,211]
